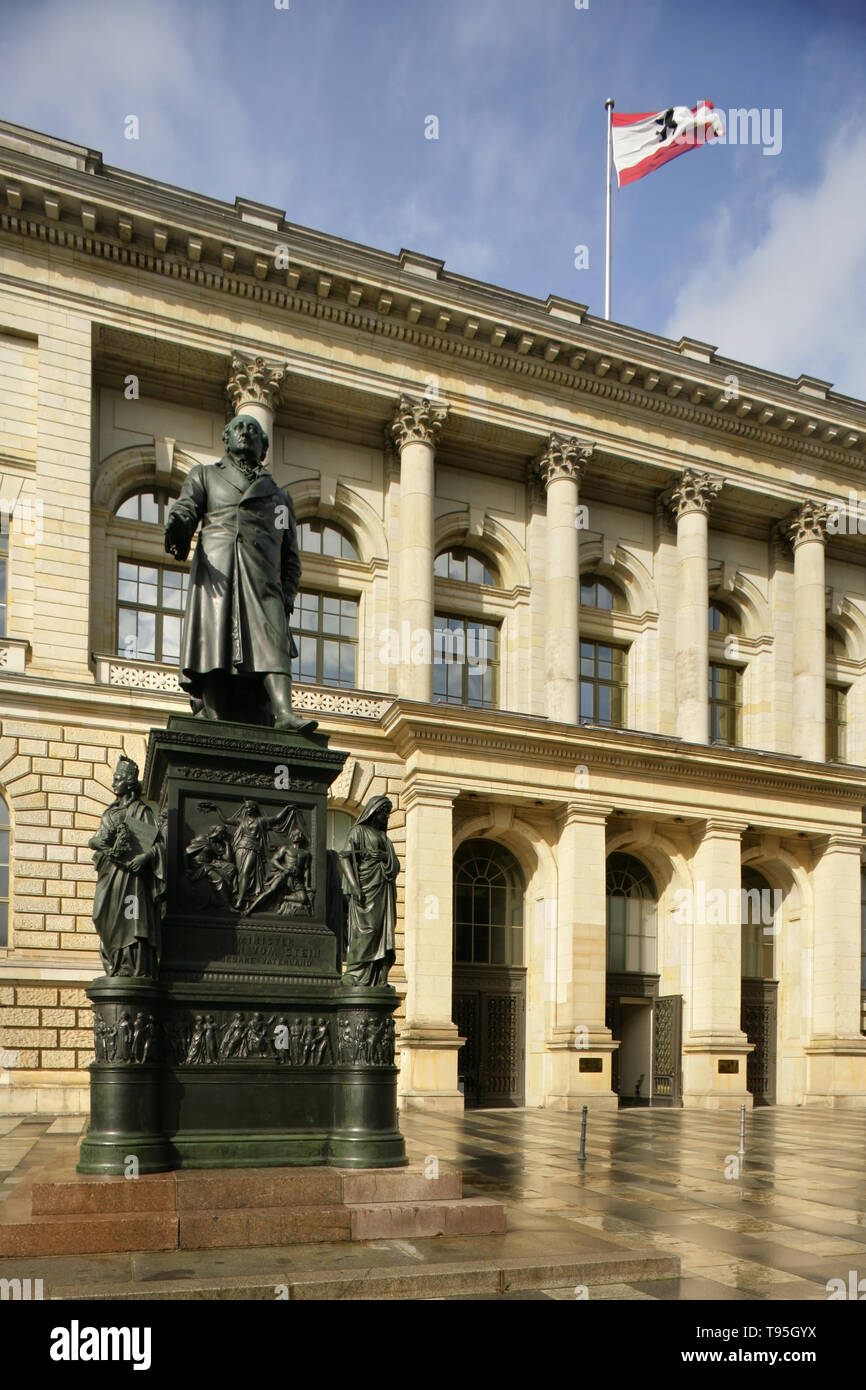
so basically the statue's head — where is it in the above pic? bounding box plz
[112,756,141,797]
[357,795,392,830]
[223,413,268,466]
[240,799,261,818]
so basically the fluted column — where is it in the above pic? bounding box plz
[784,501,829,762]
[390,394,449,702]
[531,434,594,724]
[662,469,723,744]
[225,352,287,446]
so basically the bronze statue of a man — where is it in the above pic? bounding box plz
[89,756,165,978]
[164,412,316,732]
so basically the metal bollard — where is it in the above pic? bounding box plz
[737,1101,746,1158]
[578,1104,588,1162]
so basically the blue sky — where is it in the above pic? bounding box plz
[2,0,866,395]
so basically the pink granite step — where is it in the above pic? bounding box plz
[348,1196,506,1240]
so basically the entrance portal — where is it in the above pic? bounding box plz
[740,867,779,1106]
[451,839,526,1108]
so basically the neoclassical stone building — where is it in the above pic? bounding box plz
[1,118,865,1116]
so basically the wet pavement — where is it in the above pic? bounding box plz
[398,1105,866,1300]
[3,1106,866,1299]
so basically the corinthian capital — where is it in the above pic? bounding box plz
[532,433,594,489]
[661,468,723,522]
[390,394,449,451]
[226,353,287,416]
[783,499,831,548]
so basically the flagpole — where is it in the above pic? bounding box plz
[604,98,614,321]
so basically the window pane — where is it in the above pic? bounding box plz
[162,614,182,661]
[321,639,340,684]
[339,643,355,686]
[139,493,159,524]
[117,608,138,658]
[473,921,490,962]
[136,612,156,661]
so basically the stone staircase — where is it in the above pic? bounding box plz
[0,1155,506,1257]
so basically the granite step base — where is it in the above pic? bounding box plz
[0,1155,505,1256]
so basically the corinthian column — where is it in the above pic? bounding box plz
[532,433,594,724]
[390,394,449,701]
[225,352,287,447]
[784,500,830,762]
[662,469,723,744]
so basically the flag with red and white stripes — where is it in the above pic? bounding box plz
[612,102,724,187]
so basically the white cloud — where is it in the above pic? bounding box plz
[664,122,866,396]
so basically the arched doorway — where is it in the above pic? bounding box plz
[740,867,779,1106]
[605,853,681,1105]
[451,838,526,1108]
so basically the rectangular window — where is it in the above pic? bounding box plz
[116,560,189,663]
[606,897,656,972]
[708,663,741,746]
[291,590,358,688]
[433,615,499,708]
[826,684,847,763]
[580,640,626,727]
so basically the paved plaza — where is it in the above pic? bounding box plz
[2,1106,865,1299]
[401,1105,866,1299]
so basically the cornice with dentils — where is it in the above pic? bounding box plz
[0,120,864,474]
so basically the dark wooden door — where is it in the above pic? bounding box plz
[741,979,778,1106]
[652,994,683,1106]
[452,966,526,1108]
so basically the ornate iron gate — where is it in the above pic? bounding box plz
[741,978,778,1106]
[652,994,683,1106]
[452,966,526,1108]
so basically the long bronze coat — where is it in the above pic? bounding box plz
[167,458,301,697]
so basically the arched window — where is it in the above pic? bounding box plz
[115,488,178,524]
[826,623,847,659]
[709,600,741,635]
[0,793,8,947]
[453,839,524,965]
[297,519,359,561]
[741,867,777,979]
[434,548,498,586]
[606,853,657,973]
[581,573,625,611]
